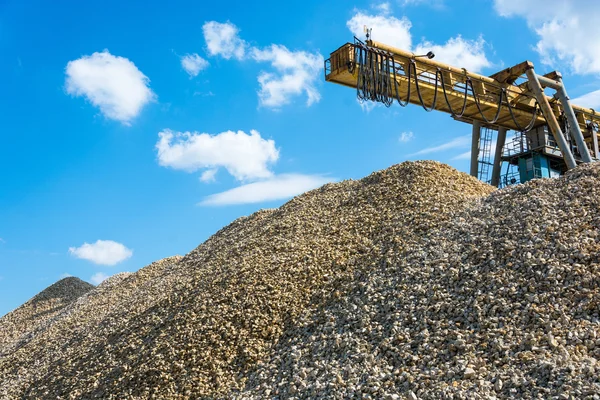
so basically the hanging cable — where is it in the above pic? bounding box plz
[352,41,540,132]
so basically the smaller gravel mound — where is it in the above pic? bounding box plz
[0,277,94,354]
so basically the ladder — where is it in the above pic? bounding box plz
[478,127,494,183]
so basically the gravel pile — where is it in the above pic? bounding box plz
[0,277,93,356]
[238,164,600,400]
[0,256,182,398]
[1,160,599,399]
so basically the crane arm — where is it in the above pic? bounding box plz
[325,40,600,150]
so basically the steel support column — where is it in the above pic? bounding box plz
[470,121,481,177]
[491,127,507,187]
[525,69,577,169]
[538,74,593,163]
[592,129,599,159]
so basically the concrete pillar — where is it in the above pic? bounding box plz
[470,121,481,177]
[491,127,508,187]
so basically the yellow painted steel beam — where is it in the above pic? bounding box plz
[325,42,600,137]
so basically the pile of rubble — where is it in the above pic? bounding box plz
[0,256,183,398]
[238,164,600,399]
[1,161,599,399]
[0,277,93,356]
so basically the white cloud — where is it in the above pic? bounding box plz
[251,45,323,108]
[451,150,471,160]
[374,2,391,14]
[410,135,470,156]
[181,53,209,77]
[90,272,109,285]
[493,0,600,75]
[193,91,215,97]
[156,129,279,181]
[572,90,600,109]
[157,127,333,206]
[59,273,73,279]
[451,138,497,161]
[358,99,378,112]
[399,131,414,142]
[493,0,569,21]
[415,36,490,72]
[346,11,489,72]
[400,0,444,7]
[65,51,155,125]
[202,21,323,108]
[200,174,333,206]
[347,11,412,49]
[200,168,218,183]
[203,21,247,60]
[68,240,133,266]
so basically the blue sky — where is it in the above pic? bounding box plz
[1,0,599,316]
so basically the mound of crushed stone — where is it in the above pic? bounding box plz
[0,256,183,396]
[238,164,600,400]
[0,277,93,356]
[1,161,599,400]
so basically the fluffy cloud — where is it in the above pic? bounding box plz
[68,240,133,266]
[199,174,333,206]
[200,168,218,183]
[202,21,323,108]
[347,11,490,72]
[90,272,109,285]
[375,2,391,14]
[347,11,412,50]
[415,36,490,72]
[156,129,279,181]
[493,0,600,74]
[493,0,571,21]
[157,128,333,205]
[203,21,246,60]
[65,51,155,124]
[181,53,209,77]
[399,131,414,143]
[251,45,323,108]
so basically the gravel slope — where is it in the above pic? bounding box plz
[0,277,94,356]
[1,160,599,399]
[237,164,600,400]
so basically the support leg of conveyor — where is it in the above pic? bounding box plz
[525,69,577,170]
[551,76,593,163]
[491,127,507,187]
[470,122,481,177]
[592,130,599,159]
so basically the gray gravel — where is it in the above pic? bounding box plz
[237,163,600,400]
[0,277,93,357]
[1,160,599,399]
